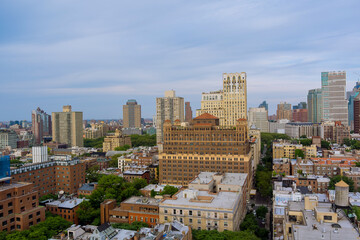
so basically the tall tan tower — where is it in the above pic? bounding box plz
[222,72,247,126]
[52,105,83,147]
[123,99,141,128]
[156,90,184,144]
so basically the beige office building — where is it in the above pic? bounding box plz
[196,91,224,125]
[277,102,292,121]
[248,107,269,132]
[196,73,247,127]
[52,105,83,147]
[159,172,248,232]
[156,90,184,143]
[123,99,141,128]
[321,71,348,125]
[103,129,131,152]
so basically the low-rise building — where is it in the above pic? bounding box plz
[46,197,85,224]
[159,172,248,232]
[100,197,161,227]
[102,129,131,152]
[123,170,150,183]
[77,182,98,196]
[273,141,317,160]
[311,157,357,177]
[284,196,358,240]
[273,158,291,176]
[290,158,314,176]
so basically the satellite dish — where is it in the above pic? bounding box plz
[59,190,64,195]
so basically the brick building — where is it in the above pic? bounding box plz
[122,170,150,183]
[46,198,85,224]
[100,197,160,227]
[159,113,254,188]
[0,179,46,232]
[10,159,85,197]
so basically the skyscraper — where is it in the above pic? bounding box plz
[354,94,360,134]
[185,102,193,122]
[32,107,52,145]
[223,72,247,126]
[307,89,322,123]
[123,99,141,128]
[52,105,83,147]
[196,90,224,125]
[321,71,348,125]
[156,90,184,144]
[248,107,269,132]
[258,101,268,111]
[347,82,360,130]
[276,102,292,121]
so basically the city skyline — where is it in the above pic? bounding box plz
[1,1,360,121]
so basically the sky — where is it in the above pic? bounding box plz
[1,0,360,121]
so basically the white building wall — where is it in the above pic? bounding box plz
[32,146,48,163]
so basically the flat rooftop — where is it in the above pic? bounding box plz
[161,189,240,210]
[219,173,247,186]
[291,204,359,240]
[0,181,31,192]
[190,172,215,184]
[122,196,161,206]
[46,198,85,209]
[141,184,182,192]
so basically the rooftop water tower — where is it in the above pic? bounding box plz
[335,180,349,207]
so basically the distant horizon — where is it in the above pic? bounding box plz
[1,1,359,121]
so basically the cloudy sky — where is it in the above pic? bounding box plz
[1,0,360,121]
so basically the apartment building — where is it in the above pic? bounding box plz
[52,105,83,147]
[0,179,46,232]
[46,197,85,224]
[307,88,322,123]
[277,102,292,121]
[123,99,141,128]
[102,129,131,152]
[321,71,348,125]
[156,90,184,144]
[159,172,248,232]
[273,158,291,176]
[185,102,193,123]
[196,91,224,125]
[159,113,254,188]
[321,121,350,145]
[0,130,18,149]
[290,158,314,175]
[272,141,317,160]
[32,107,52,145]
[10,158,85,197]
[311,157,357,178]
[100,197,160,227]
[248,107,269,132]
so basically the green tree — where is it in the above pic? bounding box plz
[192,229,260,240]
[256,206,268,219]
[256,170,272,197]
[321,140,331,149]
[329,175,354,192]
[294,149,305,159]
[39,194,58,202]
[150,189,156,197]
[130,134,156,147]
[110,154,122,168]
[299,138,312,146]
[112,221,149,231]
[133,178,147,190]
[76,201,100,225]
[160,185,179,196]
[84,137,105,148]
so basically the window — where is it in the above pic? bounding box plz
[224,222,228,227]
[189,210,192,216]
[189,218,193,223]
[173,209,176,215]
[8,209,13,214]
[17,225,21,229]
[2,221,7,226]
[16,217,20,221]
[180,210,183,215]
[8,202,13,207]
[164,216,168,221]
[36,211,41,216]
[224,213,228,219]
[324,216,332,220]
[164,209,168,214]
[197,211,201,217]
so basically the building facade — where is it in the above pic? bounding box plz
[159,172,248,232]
[307,88,322,123]
[354,94,360,134]
[156,90,184,144]
[321,71,348,125]
[276,102,292,121]
[32,107,52,145]
[11,159,86,197]
[52,105,83,147]
[0,180,46,233]
[196,91,224,125]
[222,73,247,126]
[0,130,17,149]
[185,102,193,123]
[292,109,308,122]
[100,197,160,227]
[32,146,48,163]
[159,113,253,188]
[123,99,141,128]
[46,198,85,224]
[102,129,131,152]
[248,107,269,132]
